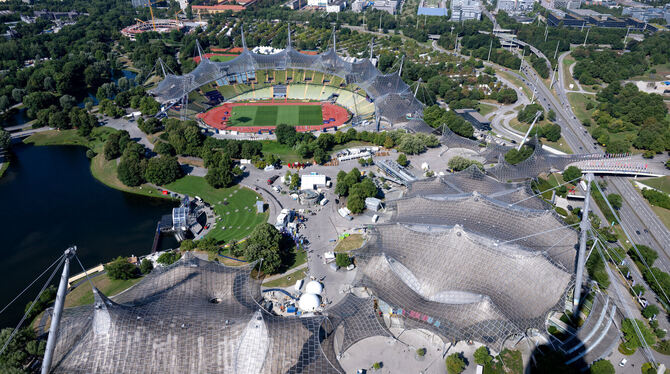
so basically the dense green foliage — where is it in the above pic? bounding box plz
[642,188,670,209]
[448,156,483,172]
[621,318,656,351]
[139,258,153,274]
[117,142,147,187]
[445,353,466,374]
[156,251,181,266]
[24,285,56,322]
[629,244,659,267]
[144,156,182,186]
[0,327,44,374]
[243,223,285,274]
[562,166,582,182]
[590,82,669,153]
[473,346,493,366]
[105,256,138,280]
[335,253,351,268]
[586,248,610,289]
[589,359,615,374]
[606,193,622,210]
[335,168,378,213]
[504,145,534,165]
[424,105,474,138]
[517,104,544,123]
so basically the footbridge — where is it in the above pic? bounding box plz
[566,155,668,177]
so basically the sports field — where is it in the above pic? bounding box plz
[209,55,236,62]
[229,104,323,127]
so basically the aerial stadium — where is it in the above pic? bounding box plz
[149,25,430,134]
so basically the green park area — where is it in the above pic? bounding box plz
[262,268,308,287]
[165,175,268,243]
[209,55,237,62]
[64,273,143,308]
[639,176,670,194]
[228,104,323,127]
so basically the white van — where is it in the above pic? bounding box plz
[320,199,329,206]
[372,214,379,223]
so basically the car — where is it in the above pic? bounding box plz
[644,229,649,233]
[636,230,641,235]
[619,358,627,367]
[267,175,279,185]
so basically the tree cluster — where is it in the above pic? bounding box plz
[448,156,483,172]
[156,251,181,266]
[517,104,544,123]
[105,256,138,280]
[504,145,534,165]
[641,188,670,210]
[242,223,288,274]
[424,105,474,138]
[335,168,379,214]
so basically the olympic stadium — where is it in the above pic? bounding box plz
[149,26,430,133]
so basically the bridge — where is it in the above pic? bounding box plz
[566,155,668,177]
[9,127,52,140]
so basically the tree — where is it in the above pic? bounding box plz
[154,142,175,156]
[0,129,10,150]
[275,123,298,146]
[448,156,483,171]
[473,346,493,366]
[563,166,582,182]
[504,146,533,165]
[313,147,329,164]
[642,304,660,319]
[139,258,153,274]
[629,244,659,267]
[156,251,181,266]
[117,154,146,187]
[607,193,622,210]
[105,256,137,280]
[335,253,351,267]
[621,318,656,351]
[397,153,408,167]
[244,223,284,274]
[347,194,366,214]
[144,156,182,186]
[589,359,614,374]
[547,109,556,121]
[445,353,466,374]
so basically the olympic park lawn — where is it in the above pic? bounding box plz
[209,55,237,62]
[228,104,323,127]
[165,176,268,244]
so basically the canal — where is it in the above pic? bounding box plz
[0,143,178,325]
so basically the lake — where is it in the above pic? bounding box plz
[0,143,178,325]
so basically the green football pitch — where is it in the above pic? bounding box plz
[228,105,323,127]
[209,55,237,62]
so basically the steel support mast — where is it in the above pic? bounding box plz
[573,174,593,309]
[41,246,76,374]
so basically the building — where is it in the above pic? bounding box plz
[365,197,383,211]
[131,0,150,6]
[450,0,482,22]
[300,173,328,190]
[351,0,398,14]
[255,200,264,213]
[191,4,247,13]
[551,0,582,9]
[622,4,670,23]
[417,0,449,16]
[454,108,491,131]
[496,0,536,14]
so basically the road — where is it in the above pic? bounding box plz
[514,50,669,254]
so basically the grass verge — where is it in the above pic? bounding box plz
[334,234,365,253]
[0,160,9,178]
[263,268,308,288]
[64,273,143,308]
[165,176,268,243]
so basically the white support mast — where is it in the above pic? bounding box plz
[41,247,77,374]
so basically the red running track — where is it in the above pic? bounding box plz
[197,100,350,133]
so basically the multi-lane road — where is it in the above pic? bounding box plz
[516,48,669,257]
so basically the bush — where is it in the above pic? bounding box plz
[642,304,660,319]
[504,145,534,165]
[416,348,427,357]
[642,188,670,209]
[139,258,153,274]
[445,353,466,374]
[473,346,493,365]
[606,193,622,210]
[448,156,483,172]
[397,153,408,167]
[655,339,670,355]
[144,156,182,186]
[562,166,582,182]
[589,359,614,374]
[156,251,181,266]
[335,253,351,267]
[629,244,659,267]
[85,149,96,159]
[105,256,138,280]
[621,318,656,351]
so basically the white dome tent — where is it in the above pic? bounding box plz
[305,281,323,295]
[298,293,321,312]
